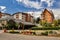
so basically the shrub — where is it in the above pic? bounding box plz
[9,30,19,34]
[31,27,60,30]
[32,32,36,35]
[41,31,48,36]
[49,31,53,34]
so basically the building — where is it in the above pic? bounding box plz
[0,12,11,28]
[12,12,35,29]
[0,12,34,29]
[41,9,54,23]
[12,12,34,24]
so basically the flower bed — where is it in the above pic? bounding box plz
[9,30,19,34]
[21,31,36,35]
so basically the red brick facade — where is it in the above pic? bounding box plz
[22,13,33,23]
[41,9,54,23]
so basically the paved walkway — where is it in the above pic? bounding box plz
[0,30,4,33]
[0,33,60,40]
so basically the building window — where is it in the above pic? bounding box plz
[16,14,19,19]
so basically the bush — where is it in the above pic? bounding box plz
[9,30,19,34]
[49,31,53,34]
[41,31,48,36]
[32,32,36,35]
[31,27,60,30]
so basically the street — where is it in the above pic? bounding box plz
[0,33,60,40]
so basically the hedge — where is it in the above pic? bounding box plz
[31,27,60,30]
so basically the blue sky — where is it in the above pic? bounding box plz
[0,0,60,18]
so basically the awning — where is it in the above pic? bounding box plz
[22,22,35,25]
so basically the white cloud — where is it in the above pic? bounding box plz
[25,11,42,18]
[52,9,60,19]
[52,9,60,15]
[33,11,42,18]
[16,0,55,9]
[16,0,43,9]
[41,0,55,7]
[0,6,6,12]
[0,6,6,10]
[16,0,22,2]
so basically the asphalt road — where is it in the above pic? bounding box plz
[0,33,60,40]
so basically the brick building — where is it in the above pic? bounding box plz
[41,9,54,23]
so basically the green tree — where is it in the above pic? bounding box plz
[39,20,53,27]
[36,17,40,24]
[53,20,58,27]
[58,19,60,25]
[7,19,17,29]
[39,20,46,27]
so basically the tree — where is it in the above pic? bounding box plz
[39,20,53,27]
[58,19,60,25]
[36,17,40,24]
[7,19,17,29]
[44,23,52,27]
[39,20,46,27]
[53,20,58,27]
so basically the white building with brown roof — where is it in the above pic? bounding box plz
[12,12,34,25]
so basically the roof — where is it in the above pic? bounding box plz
[22,22,35,25]
[0,12,11,16]
[12,12,33,17]
[12,12,22,15]
[0,12,33,17]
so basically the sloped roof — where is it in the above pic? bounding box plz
[12,12,33,17]
[0,12,11,15]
